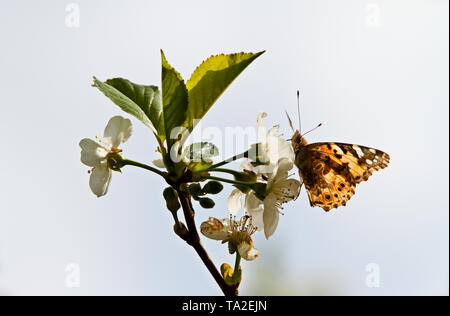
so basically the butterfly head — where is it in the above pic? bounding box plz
[291,130,308,153]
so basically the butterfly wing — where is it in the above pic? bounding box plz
[296,142,390,211]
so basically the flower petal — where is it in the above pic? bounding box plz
[79,138,108,167]
[256,111,267,142]
[270,157,294,182]
[266,125,281,163]
[244,192,264,231]
[244,191,263,212]
[200,217,231,241]
[152,159,166,169]
[263,193,280,239]
[228,189,243,215]
[277,138,295,161]
[103,116,133,148]
[246,207,264,232]
[238,242,259,261]
[272,178,301,203]
[89,163,112,197]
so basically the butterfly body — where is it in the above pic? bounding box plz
[291,130,390,212]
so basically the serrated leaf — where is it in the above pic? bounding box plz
[186,51,265,131]
[184,142,219,161]
[161,50,189,150]
[93,77,163,140]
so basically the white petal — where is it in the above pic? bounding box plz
[238,242,259,261]
[200,217,231,241]
[256,111,267,143]
[245,207,264,232]
[263,194,280,239]
[277,138,295,161]
[272,179,301,203]
[89,163,112,197]
[103,116,133,148]
[239,158,254,172]
[270,157,294,182]
[152,159,166,169]
[228,189,243,215]
[266,125,281,163]
[244,192,263,212]
[79,138,108,167]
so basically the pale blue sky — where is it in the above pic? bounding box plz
[0,0,448,295]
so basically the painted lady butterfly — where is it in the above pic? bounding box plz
[287,93,390,212]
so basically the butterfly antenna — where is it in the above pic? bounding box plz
[297,90,301,134]
[301,123,322,138]
[285,110,295,132]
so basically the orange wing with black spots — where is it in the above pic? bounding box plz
[293,134,390,212]
[308,143,390,184]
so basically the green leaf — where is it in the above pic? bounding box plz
[184,142,219,161]
[188,160,213,173]
[104,78,165,141]
[186,51,265,131]
[93,77,164,141]
[161,50,189,150]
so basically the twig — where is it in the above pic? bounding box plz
[176,190,238,296]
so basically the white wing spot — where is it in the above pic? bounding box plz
[369,148,376,154]
[353,145,364,157]
[366,159,373,165]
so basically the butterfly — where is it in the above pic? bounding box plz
[286,91,390,212]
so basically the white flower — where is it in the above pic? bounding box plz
[79,116,133,197]
[248,158,301,239]
[228,111,294,214]
[228,112,300,238]
[200,216,259,261]
[246,111,295,176]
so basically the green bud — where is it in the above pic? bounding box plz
[199,197,215,209]
[221,263,241,287]
[173,221,189,240]
[163,187,178,201]
[202,181,223,195]
[188,183,203,197]
[163,187,180,212]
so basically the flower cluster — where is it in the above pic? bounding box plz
[228,112,301,239]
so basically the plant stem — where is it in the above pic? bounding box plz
[171,210,181,230]
[209,151,248,169]
[122,158,166,177]
[234,253,241,274]
[202,175,254,188]
[207,168,242,177]
[176,190,238,296]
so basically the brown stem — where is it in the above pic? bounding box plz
[176,190,238,296]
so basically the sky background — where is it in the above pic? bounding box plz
[0,0,448,295]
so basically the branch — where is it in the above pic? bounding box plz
[176,190,238,296]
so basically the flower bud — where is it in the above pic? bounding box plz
[199,197,215,209]
[202,181,223,195]
[220,263,241,287]
[163,187,180,212]
[174,221,190,240]
[188,183,203,197]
